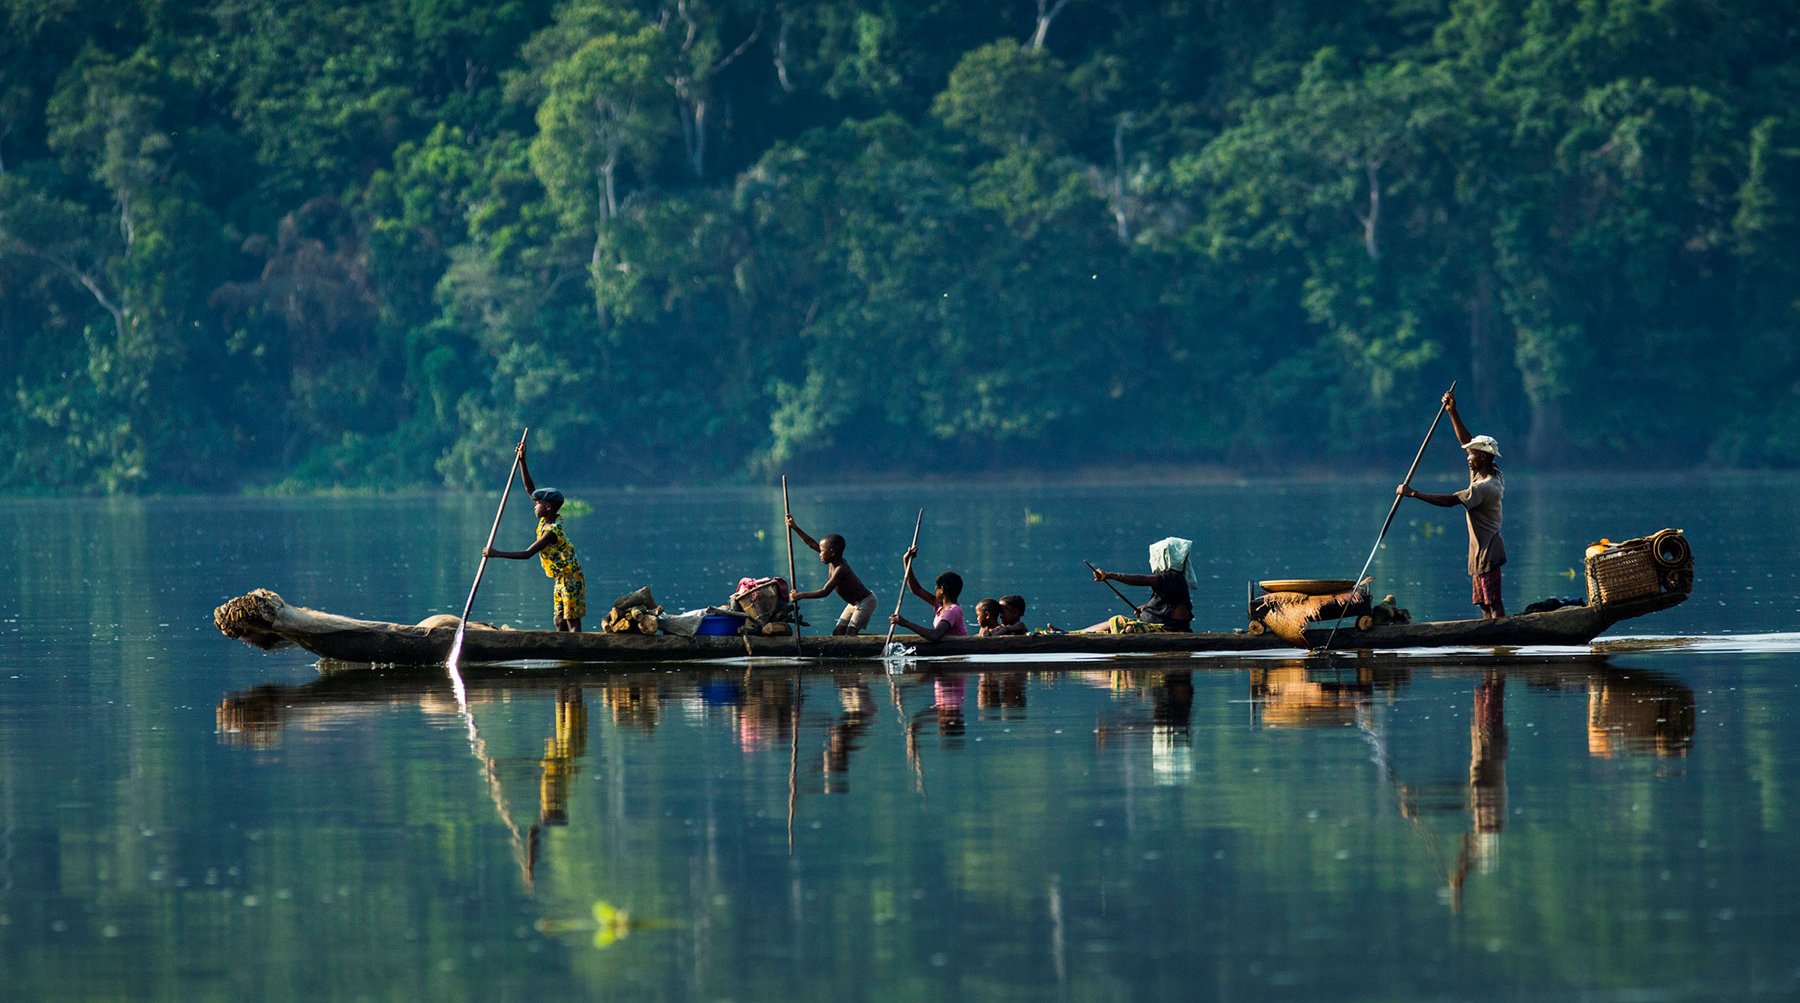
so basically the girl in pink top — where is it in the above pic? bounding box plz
[889,550,968,641]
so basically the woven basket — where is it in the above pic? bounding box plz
[1585,539,1661,606]
[730,578,787,623]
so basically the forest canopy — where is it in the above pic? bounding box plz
[2,0,1797,493]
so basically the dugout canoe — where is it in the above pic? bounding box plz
[213,586,1692,667]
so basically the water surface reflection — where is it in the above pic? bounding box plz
[194,653,1800,998]
[10,482,1798,1000]
[217,657,1700,901]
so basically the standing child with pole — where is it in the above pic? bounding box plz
[483,440,585,632]
[787,513,878,636]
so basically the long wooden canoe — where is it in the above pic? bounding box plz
[214,586,1692,667]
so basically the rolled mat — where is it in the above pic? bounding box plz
[1649,529,1691,570]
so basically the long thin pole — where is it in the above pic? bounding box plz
[883,509,926,650]
[1322,381,1456,651]
[782,476,801,656]
[786,678,801,854]
[1084,560,1140,615]
[448,427,529,704]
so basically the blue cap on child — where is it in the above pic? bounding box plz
[531,488,564,506]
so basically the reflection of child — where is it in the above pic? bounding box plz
[824,680,875,790]
[483,441,584,631]
[990,594,1028,636]
[889,547,967,641]
[976,671,1027,712]
[933,675,966,736]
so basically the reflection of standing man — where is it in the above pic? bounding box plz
[1450,671,1507,908]
[1396,389,1507,618]
[1467,671,1507,850]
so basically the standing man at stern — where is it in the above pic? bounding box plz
[1396,389,1506,619]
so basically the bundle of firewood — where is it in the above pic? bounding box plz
[603,587,663,635]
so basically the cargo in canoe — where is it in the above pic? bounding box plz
[214,583,1692,669]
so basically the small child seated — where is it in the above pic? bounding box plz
[989,594,1028,636]
[973,598,1003,636]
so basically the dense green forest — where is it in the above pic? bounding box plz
[2,0,1797,493]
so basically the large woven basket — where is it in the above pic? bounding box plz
[1585,539,1661,606]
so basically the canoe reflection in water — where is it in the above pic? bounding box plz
[601,679,660,730]
[1249,662,1411,729]
[217,659,1698,913]
[1241,659,1698,910]
[1091,670,1195,782]
[1588,670,1696,758]
[217,676,593,886]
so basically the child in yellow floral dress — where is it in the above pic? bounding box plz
[483,441,585,631]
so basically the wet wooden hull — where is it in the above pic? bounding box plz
[214,588,1692,668]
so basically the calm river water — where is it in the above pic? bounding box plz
[2,474,1798,1000]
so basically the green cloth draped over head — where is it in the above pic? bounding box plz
[1149,537,1198,588]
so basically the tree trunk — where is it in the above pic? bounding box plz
[75,269,129,344]
[689,96,708,179]
[774,4,794,92]
[1110,114,1131,242]
[599,154,618,223]
[31,250,129,347]
[593,159,616,384]
[1030,0,1072,50]
[1361,160,1381,261]
[118,195,136,249]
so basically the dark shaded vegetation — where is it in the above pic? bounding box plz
[3,0,1797,493]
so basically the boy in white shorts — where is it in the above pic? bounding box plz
[786,516,878,635]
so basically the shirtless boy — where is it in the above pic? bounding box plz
[786,515,877,635]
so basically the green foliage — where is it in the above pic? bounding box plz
[0,0,1796,493]
[527,18,671,229]
[933,40,1082,153]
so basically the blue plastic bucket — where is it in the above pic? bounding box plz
[696,613,746,636]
